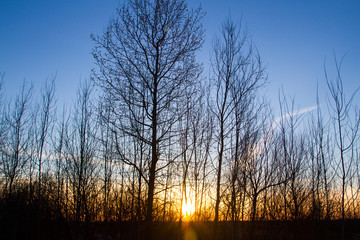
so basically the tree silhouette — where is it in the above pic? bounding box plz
[91,0,204,238]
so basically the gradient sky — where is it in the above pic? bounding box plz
[1,0,359,112]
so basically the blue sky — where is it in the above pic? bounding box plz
[1,0,359,111]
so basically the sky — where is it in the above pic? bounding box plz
[1,0,359,113]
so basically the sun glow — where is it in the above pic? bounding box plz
[182,199,195,220]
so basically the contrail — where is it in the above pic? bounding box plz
[273,105,319,127]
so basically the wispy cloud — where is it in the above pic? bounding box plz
[273,105,319,127]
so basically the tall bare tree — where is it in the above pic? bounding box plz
[211,17,266,230]
[91,0,204,237]
[325,56,360,240]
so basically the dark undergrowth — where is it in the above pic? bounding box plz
[1,199,359,240]
[1,219,360,240]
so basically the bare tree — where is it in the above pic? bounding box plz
[98,98,115,222]
[91,0,204,237]
[211,17,266,231]
[211,19,236,224]
[52,104,69,217]
[176,82,208,223]
[191,86,213,221]
[2,81,33,197]
[241,107,282,221]
[64,79,98,222]
[308,89,335,220]
[36,77,55,198]
[325,56,360,240]
[278,94,311,221]
[178,96,193,222]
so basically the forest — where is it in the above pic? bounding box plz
[1,0,359,240]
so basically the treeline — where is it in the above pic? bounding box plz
[1,0,359,229]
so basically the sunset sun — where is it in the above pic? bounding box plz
[182,199,195,219]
